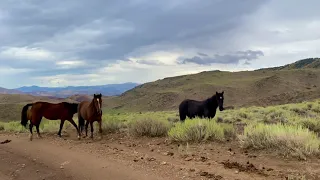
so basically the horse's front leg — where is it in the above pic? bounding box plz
[98,120,103,139]
[58,120,65,137]
[36,124,42,139]
[67,119,80,140]
[90,121,94,139]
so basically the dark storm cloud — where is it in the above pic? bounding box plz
[178,50,264,65]
[0,0,268,70]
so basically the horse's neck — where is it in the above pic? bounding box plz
[88,99,99,115]
[206,96,218,108]
[88,100,96,111]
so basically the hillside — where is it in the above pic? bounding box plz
[13,82,139,98]
[259,58,320,71]
[103,69,320,111]
[0,94,80,122]
[0,87,23,95]
[1,58,320,121]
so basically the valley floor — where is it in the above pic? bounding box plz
[1,132,320,180]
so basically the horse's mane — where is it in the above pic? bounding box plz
[204,94,218,107]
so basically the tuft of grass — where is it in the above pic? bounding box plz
[239,123,320,159]
[101,117,125,134]
[1,121,28,132]
[0,122,5,131]
[298,118,320,135]
[168,118,234,143]
[128,118,170,137]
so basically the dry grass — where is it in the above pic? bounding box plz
[1,98,320,160]
[239,123,320,160]
[128,118,170,137]
[168,119,234,143]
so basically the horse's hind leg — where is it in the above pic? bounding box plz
[57,120,65,137]
[67,119,80,140]
[85,121,89,138]
[36,124,42,139]
[29,123,33,141]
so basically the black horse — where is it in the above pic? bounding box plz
[179,91,225,121]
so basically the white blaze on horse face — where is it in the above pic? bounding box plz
[96,98,101,111]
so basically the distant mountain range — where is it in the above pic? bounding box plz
[0,82,139,98]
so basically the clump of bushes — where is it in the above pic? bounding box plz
[239,123,320,159]
[128,118,170,137]
[101,117,125,134]
[298,118,320,135]
[0,121,27,132]
[168,119,234,143]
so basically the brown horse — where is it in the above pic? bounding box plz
[78,93,103,139]
[21,102,80,141]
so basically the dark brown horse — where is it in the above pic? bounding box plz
[21,102,80,141]
[78,93,103,139]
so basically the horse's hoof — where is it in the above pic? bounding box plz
[77,136,81,140]
[29,135,33,141]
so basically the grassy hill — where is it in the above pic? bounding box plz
[0,94,80,122]
[104,58,320,111]
[1,58,320,121]
[259,58,320,71]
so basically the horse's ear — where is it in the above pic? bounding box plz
[222,91,224,95]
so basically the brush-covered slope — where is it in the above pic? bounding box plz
[0,94,80,122]
[104,69,320,111]
[260,58,320,71]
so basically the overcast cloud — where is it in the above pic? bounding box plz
[1,0,320,88]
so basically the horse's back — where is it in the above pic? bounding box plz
[78,101,91,114]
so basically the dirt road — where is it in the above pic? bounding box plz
[0,134,164,180]
[1,132,320,180]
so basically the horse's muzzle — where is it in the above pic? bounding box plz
[97,110,102,115]
[219,107,224,111]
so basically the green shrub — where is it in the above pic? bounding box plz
[2,121,27,132]
[239,123,320,159]
[128,118,170,137]
[298,118,320,134]
[101,117,124,134]
[0,122,5,131]
[168,119,234,143]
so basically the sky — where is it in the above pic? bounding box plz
[1,0,320,88]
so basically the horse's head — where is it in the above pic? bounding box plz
[93,93,102,115]
[215,91,224,111]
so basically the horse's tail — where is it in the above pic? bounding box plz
[21,103,33,128]
[78,105,85,131]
